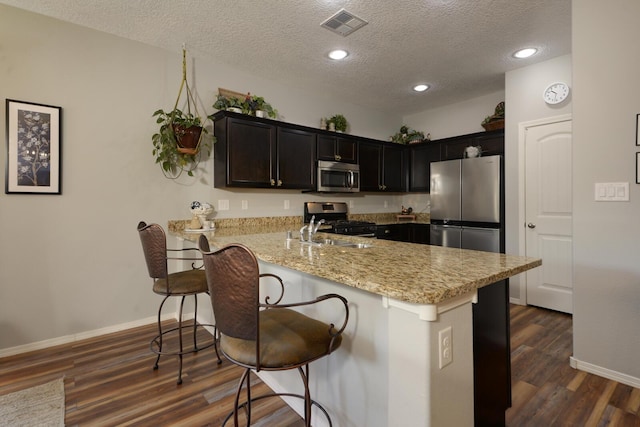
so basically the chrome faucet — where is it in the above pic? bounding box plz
[313,219,326,234]
[308,215,315,238]
[299,216,325,242]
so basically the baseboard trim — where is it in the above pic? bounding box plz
[570,356,640,389]
[0,314,178,358]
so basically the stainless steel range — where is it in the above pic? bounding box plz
[303,202,376,236]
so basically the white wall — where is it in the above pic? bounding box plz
[571,0,640,382]
[0,4,404,351]
[403,91,506,140]
[504,54,573,300]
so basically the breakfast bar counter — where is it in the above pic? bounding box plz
[169,220,540,427]
[171,225,540,306]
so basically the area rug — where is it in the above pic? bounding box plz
[0,378,65,426]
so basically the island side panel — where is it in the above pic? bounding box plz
[255,262,390,427]
[387,299,475,427]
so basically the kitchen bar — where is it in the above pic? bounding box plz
[170,220,540,426]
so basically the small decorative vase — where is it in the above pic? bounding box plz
[189,214,201,229]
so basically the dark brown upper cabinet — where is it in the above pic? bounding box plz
[214,113,315,190]
[317,134,358,163]
[409,143,441,192]
[440,129,504,161]
[359,141,407,192]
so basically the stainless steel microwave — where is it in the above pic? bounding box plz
[317,160,360,193]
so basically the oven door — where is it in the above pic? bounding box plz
[317,161,360,192]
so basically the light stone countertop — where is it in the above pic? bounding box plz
[169,219,541,305]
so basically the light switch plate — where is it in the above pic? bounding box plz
[218,199,230,210]
[594,182,629,201]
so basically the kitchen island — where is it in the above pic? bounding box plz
[171,223,540,426]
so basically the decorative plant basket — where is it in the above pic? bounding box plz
[218,87,247,100]
[481,119,505,131]
[173,124,203,155]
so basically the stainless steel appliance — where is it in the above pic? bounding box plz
[316,161,360,193]
[303,202,376,236]
[429,155,503,253]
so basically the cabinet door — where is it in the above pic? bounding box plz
[359,142,382,191]
[277,127,316,189]
[409,224,431,244]
[317,135,357,163]
[382,144,407,192]
[376,224,410,241]
[409,143,440,192]
[225,117,276,187]
[336,137,357,163]
[471,133,504,157]
[442,131,504,160]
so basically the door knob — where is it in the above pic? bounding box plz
[527,223,536,229]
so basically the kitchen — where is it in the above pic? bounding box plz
[1,1,639,426]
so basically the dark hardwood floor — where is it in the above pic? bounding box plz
[506,304,640,427]
[0,305,638,426]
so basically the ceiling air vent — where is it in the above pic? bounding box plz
[321,9,368,37]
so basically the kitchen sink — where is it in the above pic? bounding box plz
[309,238,373,249]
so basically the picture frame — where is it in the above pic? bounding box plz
[5,99,62,194]
[637,114,640,146]
[637,152,640,184]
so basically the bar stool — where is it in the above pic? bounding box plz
[137,221,221,384]
[198,235,349,426]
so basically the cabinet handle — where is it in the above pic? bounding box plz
[382,184,387,190]
[335,154,342,161]
[270,179,275,186]
[277,180,283,187]
[379,185,383,190]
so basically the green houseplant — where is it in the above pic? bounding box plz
[151,49,212,178]
[213,92,277,118]
[327,114,348,132]
[390,125,424,144]
[152,108,211,178]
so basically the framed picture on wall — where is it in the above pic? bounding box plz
[5,99,62,194]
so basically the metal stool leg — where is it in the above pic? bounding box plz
[153,295,170,370]
[176,295,186,384]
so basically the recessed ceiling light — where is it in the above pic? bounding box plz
[328,49,349,60]
[513,48,537,59]
[413,84,429,92]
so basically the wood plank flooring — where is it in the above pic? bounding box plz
[506,304,640,427]
[0,306,638,426]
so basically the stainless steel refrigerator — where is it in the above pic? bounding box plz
[429,155,503,253]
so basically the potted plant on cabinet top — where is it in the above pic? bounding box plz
[151,48,212,179]
[212,90,278,119]
[390,125,425,144]
[327,114,348,132]
[245,95,277,118]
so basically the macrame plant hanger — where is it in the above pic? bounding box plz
[171,46,204,156]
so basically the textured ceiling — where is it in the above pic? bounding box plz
[0,0,571,115]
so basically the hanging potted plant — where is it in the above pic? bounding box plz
[151,49,212,178]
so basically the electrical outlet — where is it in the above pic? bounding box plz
[384,200,388,208]
[284,200,290,210]
[218,200,229,211]
[439,326,452,369]
[241,200,248,210]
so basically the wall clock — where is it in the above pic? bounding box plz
[543,82,570,105]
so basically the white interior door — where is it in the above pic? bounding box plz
[524,119,573,314]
